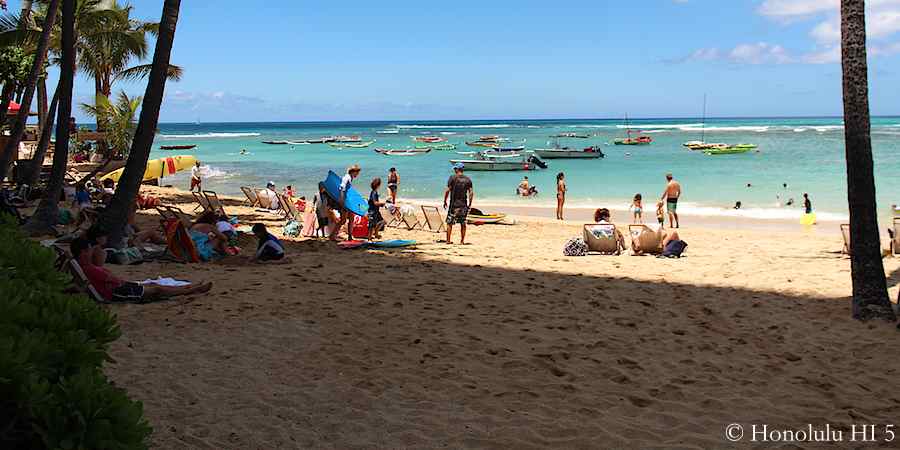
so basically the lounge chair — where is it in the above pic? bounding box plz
[240,186,260,207]
[840,223,851,255]
[256,189,279,210]
[420,205,447,233]
[202,190,228,217]
[68,259,108,303]
[893,218,900,256]
[629,224,663,255]
[380,206,400,228]
[279,193,302,221]
[156,205,192,228]
[583,223,624,255]
[192,191,211,212]
[399,206,423,230]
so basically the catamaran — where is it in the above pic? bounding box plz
[613,114,652,145]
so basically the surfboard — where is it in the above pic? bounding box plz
[323,170,368,216]
[101,155,197,183]
[370,239,416,248]
[338,240,368,250]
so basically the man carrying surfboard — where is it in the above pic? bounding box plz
[443,163,474,245]
[330,165,362,240]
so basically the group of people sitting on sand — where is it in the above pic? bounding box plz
[589,207,681,256]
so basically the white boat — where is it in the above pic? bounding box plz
[533,146,604,159]
[449,153,547,171]
[374,147,431,156]
[376,129,399,134]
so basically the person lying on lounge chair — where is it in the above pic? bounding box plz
[126,206,166,246]
[190,211,230,254]
[631,225,681,256]
[70,237,212,303]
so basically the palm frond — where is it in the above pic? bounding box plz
[114,63,182,82]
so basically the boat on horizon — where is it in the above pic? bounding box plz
[413,136,446,143]
[329,140,375,148]
[418,143,456,150]
[261,140,290,145]
[159,144,197,150]
[332,135,362,143]
[703,144,757,155]
[554,132,590,139]
[613,114,653,146]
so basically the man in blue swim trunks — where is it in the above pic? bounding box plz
[660,172,682,228]
[443,163,474,244]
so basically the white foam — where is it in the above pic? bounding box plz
[158,132,261,139]
[396,124,512,129]
[615,123,704,129]
[200,166,232,178]
[679,126,770,132]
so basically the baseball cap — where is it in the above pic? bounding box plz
[453,162,465,170]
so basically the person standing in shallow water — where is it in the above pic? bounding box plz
[387,167,400,203]
[803,193,812,214]
[556,172,566,220]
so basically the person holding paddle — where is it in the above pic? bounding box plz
[330,164,362,240]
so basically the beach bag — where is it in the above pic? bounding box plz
[108,247,144,265]
[283,220,302,238]
[351,215,369,239]
[563,237,588,256]
[660,239,688,258]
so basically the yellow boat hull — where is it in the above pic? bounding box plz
[101,155,197,183]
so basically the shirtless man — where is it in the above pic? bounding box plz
[660,173,681,228]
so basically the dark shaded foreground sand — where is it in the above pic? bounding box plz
[98,187,900,449]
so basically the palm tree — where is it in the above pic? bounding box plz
[80,90,141,155]
[840,0,897,321]
[100,0,180,247]
[23,0,73,236]
[23,78,58,188]
[0,0,57,182]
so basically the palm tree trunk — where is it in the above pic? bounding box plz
[25,82,59,189]
[840,0,897,321]
[37,78,48,131]
[0,0,59,182]
[24,0,74,236]
[0,82,14,129]
[100,0,181,247]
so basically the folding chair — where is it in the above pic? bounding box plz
[380,206,400,228]
[193,191,212,212]
[156,205,192,228]
[202,190,228,217]
[840,223,851,255]
[583,223,624,255]
[399,206,424,230]
[420,205,447,233]
[241,186,260,207]
[628,224,663,255]
[279,193,302,221]
[68,259,108,303]
[256,189,276,210]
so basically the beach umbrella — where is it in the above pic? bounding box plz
[6,101,38,116]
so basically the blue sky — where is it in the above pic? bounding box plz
[9,0,900,121]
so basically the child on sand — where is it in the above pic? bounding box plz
[631,194,643,224]
[656,201,665,228]
[367,178,386,240]
[251,223,287,263]
[313,182,330,238]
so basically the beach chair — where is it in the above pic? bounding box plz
[192,191,212,212]
[256,189,278,210]
[420,205,447,233]
[893,218,900,256]
[156,205,192,228]
[629,224,663,255]
[380,206,400,228]
[279,193,302,221]
[583,223,624,255]
[399,205,423,230]
[67,259,108,303]
[202,190,228,217]
[240,186,260,207]
[840,224,851,255]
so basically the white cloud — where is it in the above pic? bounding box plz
[681,0,900,65]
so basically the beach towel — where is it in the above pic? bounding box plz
[140,277,191,287]
[563,237,588,256]
[302,210,318,237]
[190,231,216,261]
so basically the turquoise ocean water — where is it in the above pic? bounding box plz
[150,118,900,222]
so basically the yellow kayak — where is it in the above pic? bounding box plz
[100,155,197,183]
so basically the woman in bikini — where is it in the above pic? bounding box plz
[556,172,566,220]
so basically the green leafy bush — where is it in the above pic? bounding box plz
[0,215,151,449]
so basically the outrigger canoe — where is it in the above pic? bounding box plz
[159,144,197,150]
[101,155,197,183]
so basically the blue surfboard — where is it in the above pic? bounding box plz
[323,170,368,216]
[370,239,417,248]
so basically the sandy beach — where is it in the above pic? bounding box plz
[76,185,900,449]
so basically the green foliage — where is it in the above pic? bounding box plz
[0,45,33,86]
[80,90,141,157]
[0,215,151,449]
